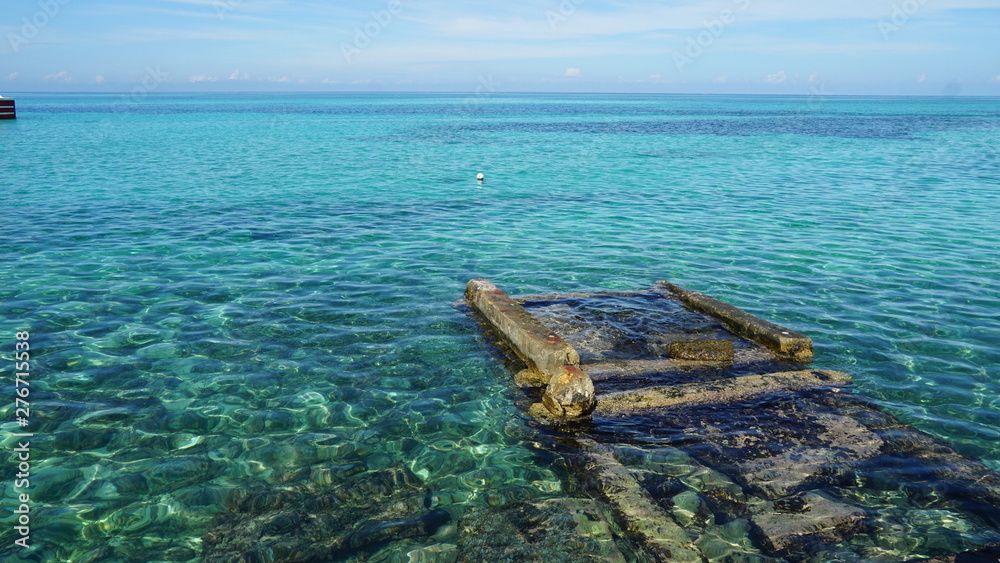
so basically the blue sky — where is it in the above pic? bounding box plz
[3,0,999,95]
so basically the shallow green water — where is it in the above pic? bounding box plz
[1,93,998,561]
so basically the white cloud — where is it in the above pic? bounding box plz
[94,75,107,83]
[321,78,340,84]
[5,72,20,81]
[189,74,218,83]
[765,70,787,83]
[917,72,927,83]
[714,75,728,84]
[564,67,581,77]
[809,71,819,82]
[417,0,999,44]
[43,71,74,82]
[992,74,1000,83]
[228,70,250,80]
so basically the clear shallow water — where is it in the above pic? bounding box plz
[1,93,998,561]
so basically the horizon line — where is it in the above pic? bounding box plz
[3,90,998,98]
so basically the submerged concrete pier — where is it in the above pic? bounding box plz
[466,278,820,421]
[464,279,1000,561]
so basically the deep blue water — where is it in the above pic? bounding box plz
[1,93,998,561]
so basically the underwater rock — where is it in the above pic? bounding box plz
[694,517,779,562]
[111,473,150,495]
[916,541,1000,562]
[854,421,1000,530]
[51,428,118,452]
[202,467,439,562]
[164,410,230,433]
[455,498,627,563]
[147,455,223,494]
[337,508,450,554]
[173,484,238,509]
[308,462,368,487]
[514,368,549,387]
[405,542,459,562]
[668,339,735,362]
[543,365,596,419]
[749,491,867,555]
[671,489,714,530]
[74,407,133,429]
[30,467,87,502]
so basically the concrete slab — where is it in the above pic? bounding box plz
[668,339,735,361]
[750,491,867,554]
[595,369,852,415]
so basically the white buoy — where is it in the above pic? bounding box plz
[477,173,485,182]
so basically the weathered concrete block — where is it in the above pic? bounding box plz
[596,369,852,415]
[467,279,595,419]
[543,365,596,418]
[750,491,867,554]
[466,279,579,378]
[663,283,813,363]
[514,368,549,387]
[668,339,735,361]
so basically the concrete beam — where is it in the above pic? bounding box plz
[567,440,705,562]
[662,283,814,363]
[466,279,580,376]
[466,279,594,418]
[596,369,851,415]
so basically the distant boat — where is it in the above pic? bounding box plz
[0,95,15,120]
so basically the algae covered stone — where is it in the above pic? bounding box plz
[667,339,735,361]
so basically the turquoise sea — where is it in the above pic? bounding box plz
[1,93,998,561]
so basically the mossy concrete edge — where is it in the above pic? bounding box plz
[661,282,814,363]
[596,369,851,415]
[465,279,595,418]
